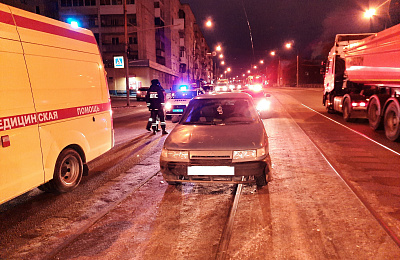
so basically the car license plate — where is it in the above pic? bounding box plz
[172,109,183,112]
[188,166,234,176]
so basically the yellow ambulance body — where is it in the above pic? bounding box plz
[0,3,114,204]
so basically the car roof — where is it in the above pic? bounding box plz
[194,92,252,100]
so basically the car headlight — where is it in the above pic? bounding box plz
[161,148,189,161]
[253,84,262,92]
[233,148,267,161]
[165,102,172,110]
[256,99,271,111]
[233,150,256,160]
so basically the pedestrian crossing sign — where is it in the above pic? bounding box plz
[114,56,124,68]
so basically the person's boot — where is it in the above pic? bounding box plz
[152,126,157,135]
[146,120,152,131]
[161,126,168,135]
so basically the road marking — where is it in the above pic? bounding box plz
[302,104,400,157]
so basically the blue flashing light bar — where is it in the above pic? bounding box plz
[179,85,188,91]
[66,18,80,28]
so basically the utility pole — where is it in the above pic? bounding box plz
[296,54,299,87]
[124,0,130,106]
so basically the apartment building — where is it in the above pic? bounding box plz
[57,0,213,94]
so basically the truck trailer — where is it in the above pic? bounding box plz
[323,24,400,141]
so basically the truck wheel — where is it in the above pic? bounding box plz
[343,99,353,122]
[368,98,383,130]
[384,102,400,141]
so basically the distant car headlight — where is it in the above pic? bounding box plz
[256,99,271,111]
[222,86,228,91]
[229,85,235,90]
[161,148,189,161]
[233,150,256,160]
[253,84,262,92]
[165,102,172,110]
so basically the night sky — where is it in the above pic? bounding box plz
[180,0,390,76]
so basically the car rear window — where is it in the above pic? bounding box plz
[180,98,259,125]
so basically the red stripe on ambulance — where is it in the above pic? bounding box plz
[0,10,14,25]
[0,102,111,132]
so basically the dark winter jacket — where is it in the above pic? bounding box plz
[145,83,166,110]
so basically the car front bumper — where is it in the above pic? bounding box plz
[160,156,270,184]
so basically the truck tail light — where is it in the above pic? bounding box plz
[352,102,366,107]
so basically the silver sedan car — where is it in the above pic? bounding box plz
[160,92,271,186]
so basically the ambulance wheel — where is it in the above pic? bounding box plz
[38,149,83,193]
[384,102,400,141]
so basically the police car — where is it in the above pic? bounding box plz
[165,85,203,120]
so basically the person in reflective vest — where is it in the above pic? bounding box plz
[145,79,168,135]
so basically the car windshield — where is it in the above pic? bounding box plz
[180,98,259,125]
[172,90,197,99]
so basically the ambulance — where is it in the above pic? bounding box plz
[0,3,114,204]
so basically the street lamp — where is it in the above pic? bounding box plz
[206,19,212,27]
[216,45,222,52]
[221,61,225,65]
[364,8,376,31]
[285,41,299,87]
[364,8,376,18]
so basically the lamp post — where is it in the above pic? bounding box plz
[270,50,281,86]
[123,0,130,106]
[285,41,299,87]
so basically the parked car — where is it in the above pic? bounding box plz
[160,92,271,186]
[136,87,149,101]
[165,89,203,120]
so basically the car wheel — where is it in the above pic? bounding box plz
[162,173,180,185]
[384,102,400,141]
[255,173,267,187]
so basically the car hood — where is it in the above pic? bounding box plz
[164,123,267,150]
